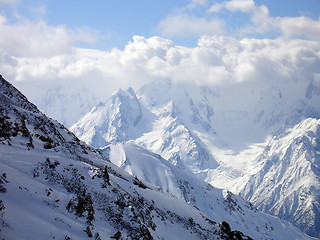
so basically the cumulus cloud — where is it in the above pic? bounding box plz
[208,0,320,41]
[278,16,320,40]
[0,15,99,57]
[3,34,320,88]
[2,35,319,125]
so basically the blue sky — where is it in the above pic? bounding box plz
[1,0,319,50]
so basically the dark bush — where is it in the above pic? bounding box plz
[84,226,93,237]
[39,135,53,143]
[44,143,53,149]
[140,224,153,240]
[111,231,121,240]
[0,200,5,211]
[221,221,231,233]
[133,176,148,189]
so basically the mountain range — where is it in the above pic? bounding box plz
[70,78,320,237]
[0,74,315,239]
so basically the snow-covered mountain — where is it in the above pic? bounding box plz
[70,82,218,174]
[239,118,320,237]
[70,87,148,148]
[70,79,320,237]
[1,74,311,239]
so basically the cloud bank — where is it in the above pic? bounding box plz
[1,32,319,126]
[0,0,319,126]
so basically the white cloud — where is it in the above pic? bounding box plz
[208,0,320,41]
[158,13,225,38]
[278,16,320,41]
[224,0,255,13]
[0,16,71,57]
[3,34,320,87]
[3,34,319,92]
[210,0,257,14]
[1,19,319,125]
[210,0,272,34]
[210,0,263,15]
[209,3,224,13]
[0,15,100,58]
[1,0,319,127]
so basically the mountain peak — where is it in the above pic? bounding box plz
[112,86,136,100]
[70,87,145,148]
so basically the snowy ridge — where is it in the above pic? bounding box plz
[239,118,320,237]
[135,107,218,172]
[101,142,184,199]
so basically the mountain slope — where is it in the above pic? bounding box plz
[102,141,312,240]
[239,118,320,237]
[0,75,231,239]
